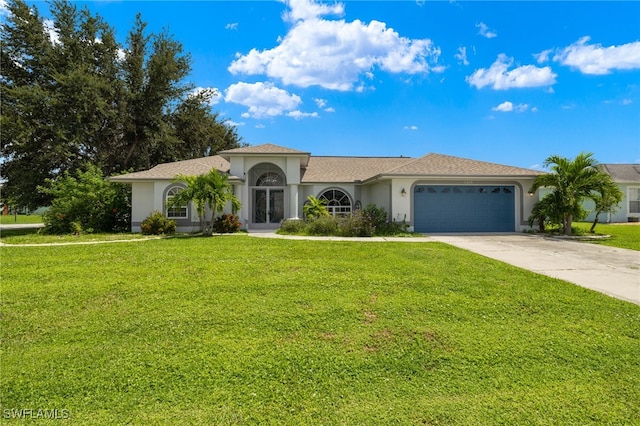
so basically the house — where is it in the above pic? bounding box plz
[584,164,640,223]
[110,143,544,233]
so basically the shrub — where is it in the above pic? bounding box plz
[40,165,131,234]
[212,214,241,234]
[337,211,375,237]
[140,211,176,235]
[279,218,308,234]
[306,215,338,235]
[361,204,388,231]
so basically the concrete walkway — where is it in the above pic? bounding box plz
[249,231,640,305]
[429,234,640,305]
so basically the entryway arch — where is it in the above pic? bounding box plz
[249,163,287,228]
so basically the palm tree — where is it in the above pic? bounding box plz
[589,173,623,233]
[303,195,329,219]
[529,152,602,235]
[168,169,240,235]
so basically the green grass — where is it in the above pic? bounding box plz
[573,221,640,251]
[2,236,639,424]
[0,228,152,244]
[0,214,43,225]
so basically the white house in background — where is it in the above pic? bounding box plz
[584,164,640,223]
[110,143,544,233]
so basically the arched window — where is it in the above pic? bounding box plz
[166,185,187,219]
[256,171,285,186]
[250,164,286,187]
[318,189,352,216]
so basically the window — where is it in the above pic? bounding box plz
[166,186,187,219]
[629,187,640,214]
[256,171,285,187]
[318,189,352,216]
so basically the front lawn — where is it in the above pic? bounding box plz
[0,214,43,225]
[2,236,638,424]
[573,221,640,251]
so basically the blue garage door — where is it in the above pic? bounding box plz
[414,185,515,233]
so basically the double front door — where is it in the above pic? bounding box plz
[253,188,284,225]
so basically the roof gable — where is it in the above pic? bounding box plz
[600,164,640,183]
[219,143,310,156]
[383,153,543,177]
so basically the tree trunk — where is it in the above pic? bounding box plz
[590,215,599,233]
[564,214,573,236]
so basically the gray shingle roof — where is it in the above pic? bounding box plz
[220,143,310,156]
[383,153,543,177]
[109,155,231,182]
[301,156,413,182]
[600,164,640,183]
[110,148,542,183]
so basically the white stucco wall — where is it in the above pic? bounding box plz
[131,182,155,232]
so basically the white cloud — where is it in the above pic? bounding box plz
[255,124,266,129]
[492,101,513,112]
[466,54,557,90]
[455,46,469,66]
[313,98,335,112]
[404,125,418,130]
[229,0,442,91]
[224,81,303,119]
[534,49,553,64]
[225,120,245,127]
[492,101,530,112]
[287,110,319,119]
[476,22,497,39]
[313,98,327,108]
[0,0,9,16]
[282,0,345,23]
[190,87,221,106]
[621,99,633,105]
[225,22,238,30]
[553,36,640,74]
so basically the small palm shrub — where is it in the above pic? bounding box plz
[140,211,176,235]
[212,214,241,233]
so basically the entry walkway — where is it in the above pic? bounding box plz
[249,231,640,305]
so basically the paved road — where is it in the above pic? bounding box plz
[430,234,640,305]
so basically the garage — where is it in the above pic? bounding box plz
[413,185,515,233]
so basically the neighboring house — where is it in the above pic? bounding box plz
[584,164,640,223]
[110,143,543,233]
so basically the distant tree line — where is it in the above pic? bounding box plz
[1,0,243,210]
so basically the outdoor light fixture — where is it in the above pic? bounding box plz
[401,188,407,196]
[528,191,534,197]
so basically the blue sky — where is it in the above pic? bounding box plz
[13,1,640,168]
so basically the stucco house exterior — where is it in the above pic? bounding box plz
[110,143,544,233]
[584,164,640,223]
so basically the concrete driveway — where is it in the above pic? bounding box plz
[430,234,640,305]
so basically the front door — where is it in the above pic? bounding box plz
[253,188,284,225]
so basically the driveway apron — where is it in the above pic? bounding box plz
[430,234,640,305]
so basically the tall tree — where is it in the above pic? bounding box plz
[1,0,243,210]
[529,152,603,235]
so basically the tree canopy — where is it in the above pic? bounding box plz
[1,0,243,210]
